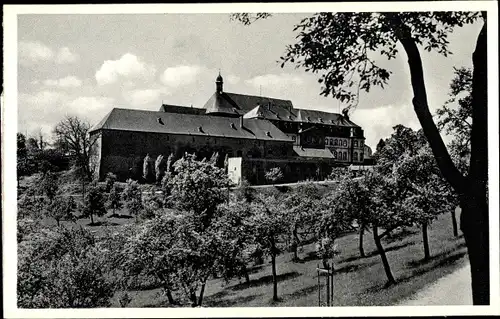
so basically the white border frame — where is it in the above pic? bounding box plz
[3,2,499,317]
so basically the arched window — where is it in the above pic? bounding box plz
[354,141,358,147]
[334,139,338,146]
[343,152,347,160]
[343,140,347,147]
[360,153,364,161]
[353,152,358,161]
[325,138,329,145]
[332,150,337,159]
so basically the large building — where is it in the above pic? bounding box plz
[89,74,371,185]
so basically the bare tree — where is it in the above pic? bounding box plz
[53,116,95,180]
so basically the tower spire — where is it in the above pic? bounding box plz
[216,70,223,94]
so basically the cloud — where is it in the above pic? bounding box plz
[227,75,241,85]
[245,73,305,89]
[68,96,115,114]
[43,76,82,88]
[19,41,54,64]
[160,65,203,87]
[56,47,79,64]
[350,104,421,149]
[19,90,66,107]
[95,53,156,85]
[124,88,170,106]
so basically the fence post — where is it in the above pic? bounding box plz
[326,264,330,307]
[330,261,334,305]
[317,263,320,307]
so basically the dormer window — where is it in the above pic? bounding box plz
[288,115,293,120]
[266,131,272,137]
[198,126,203,133]
[319,117,323,123]
[307,116,311,122]
[157,117,164,125]
[230,123,236,129]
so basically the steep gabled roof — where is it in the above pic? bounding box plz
[89,108,292,142]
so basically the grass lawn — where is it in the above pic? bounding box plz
[109,212,467,307]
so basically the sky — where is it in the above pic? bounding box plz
[17,12,483,149]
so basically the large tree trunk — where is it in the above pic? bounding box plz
[462,15,489,306]
[422,221,430,260]
[451,209,459,237]
[359,223,366,258]
[292,225,300,261]
[373,226,396,286]
[243,266,250,284]
[165,289,175,305]
[397,16,489,305]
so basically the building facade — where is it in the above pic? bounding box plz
[90,74,371,184]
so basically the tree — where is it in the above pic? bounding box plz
[283,183,322,261]
[168,153,230,230]
[216,200,255,284]
[104,172,117,193]
[122,179,143,220]
[154,154,165,185]
[53,116,95,180]
[265,167,284,184]
[233,11,489,303]
[82,183,107,224]
[143,154,154,183]
[40,171,59,202]
[47,196,76,227]
[394,148,455,260]
[18,226,115,308]
[357,170,412,285]
[249,192,290,301]
[107,184,122,216]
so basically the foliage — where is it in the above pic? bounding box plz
[249,192,290,300]
[82,183,107,224]
[122,179,143,219]
[154,155,165,185]
[107,184,123,215]
[168,153,231,229]
[39,171,59,202]
[17,226,115,308]
[46,196,76,226]
[230,13,272,25]
[216,199,255,283]
[121,209,225,306]
[436,67,473,174]
[18,186,47,220]
[104,172,117,193]
[283,183,322,260]
[265,167,284,184]
[53,116,95,180]
[143,154,154,183]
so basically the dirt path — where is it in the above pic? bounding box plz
[398,260,472,306]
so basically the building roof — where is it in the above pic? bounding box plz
[203,91,294,116]
[293,146,336,159]
[159,104,206,115]
[243,105,360,128]
[89,108,293,142]
[295,109,360,127]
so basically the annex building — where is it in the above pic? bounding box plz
[89,74,373,185]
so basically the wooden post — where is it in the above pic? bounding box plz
[326,265,330,306]
[330,262,334,305]
[317,263,320,307]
